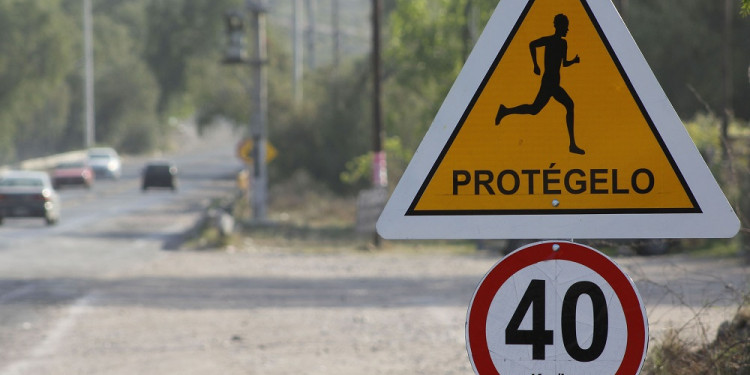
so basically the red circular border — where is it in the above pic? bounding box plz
[467,241,647,375]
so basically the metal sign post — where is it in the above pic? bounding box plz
[248,0,269,222]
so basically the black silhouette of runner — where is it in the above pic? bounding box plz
[494,14,584,155]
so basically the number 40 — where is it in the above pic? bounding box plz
[505,279,609,362]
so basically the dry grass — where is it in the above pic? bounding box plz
[643,307,750,375]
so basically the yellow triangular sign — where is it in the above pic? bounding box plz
[378,0,739,239]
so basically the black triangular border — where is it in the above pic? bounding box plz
[406,0,700,216]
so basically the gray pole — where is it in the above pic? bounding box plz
[83,0,95,148]
[372,0,384,185]
[305,0,317,69]
[371,0,385,246]
[248,0,269,222]
[293,0,303,107]
[615,0,628,20]
[721,0,733,150]
[331,0,341,67]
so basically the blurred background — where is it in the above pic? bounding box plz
[0,2,749,374]
[0,0,749,251]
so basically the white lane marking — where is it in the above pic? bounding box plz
[1,292,97,375]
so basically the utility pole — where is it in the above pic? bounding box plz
[305,0,317,69]
[331,0,341,67]
[462,0,479,61]
[248,0,269,222]
[83,0,95,148]
[615,0,628,20]
[370,0,386,247]
[293,0,303,107]
[721,0,733,160]
[371,0,386,188]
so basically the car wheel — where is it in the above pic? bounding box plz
[45,215,58,226]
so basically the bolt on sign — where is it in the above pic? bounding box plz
[377,0,739,239]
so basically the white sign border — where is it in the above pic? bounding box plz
[377,0,739,239]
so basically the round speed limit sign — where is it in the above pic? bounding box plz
[466,241,648,375]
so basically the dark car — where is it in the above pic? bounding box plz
[141,161,178,191]
[0,170,61,225]
[51,160,94,189]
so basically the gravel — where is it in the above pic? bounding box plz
[2,240,746,375]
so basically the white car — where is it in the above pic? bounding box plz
[87,147,122,179]
[0,170,61,225]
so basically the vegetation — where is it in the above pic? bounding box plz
[643,306,750,374]
[1,0,749,238]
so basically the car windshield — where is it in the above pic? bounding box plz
[0,177,43,187]
[147,165,171,173]
[89,154,111,160]
[57,162,86,168]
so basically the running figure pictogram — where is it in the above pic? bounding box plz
[495,14,584,155]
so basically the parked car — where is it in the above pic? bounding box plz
[141,161,178,191]
[0,170,61,225]
[51,160,94,189]
[87,147,122,179]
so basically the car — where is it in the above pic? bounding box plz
[0,170,61,225]
[141,161,178,191]
[87,147,122,179]
[51,160,94,189]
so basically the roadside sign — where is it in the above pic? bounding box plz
[237,138,278,165]
[377,0,739,239]
[466,241,648,375]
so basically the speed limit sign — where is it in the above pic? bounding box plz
[466,241,648,375]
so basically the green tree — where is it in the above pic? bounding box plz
[93,15,161,153]
[0,0,77,162]
[143,0,243,117]
[366,0,498,184]
[629,0,750,120]
[58,0,163,153]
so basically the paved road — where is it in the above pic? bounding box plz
[0,124,245,374]
[0,125,747,374]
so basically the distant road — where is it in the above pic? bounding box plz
[0,124,244,372]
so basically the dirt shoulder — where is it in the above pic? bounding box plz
[5,239,747,375]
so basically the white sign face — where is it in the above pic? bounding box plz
[466,241,648,375]
[376,0,739,239]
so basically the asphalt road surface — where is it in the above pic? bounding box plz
[0,124,747,374]
[0,124,246,374]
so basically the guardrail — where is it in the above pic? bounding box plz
[1,150,88,172]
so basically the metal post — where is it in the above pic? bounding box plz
[721,0,733,161]
[371,0,385,247]
[83,0,95,148]
[371,0,386,188]
[305,0,317,69]
[248,0,269,222]
[331,0,341,67]
[293,0,303,107]
[615,0,628,20]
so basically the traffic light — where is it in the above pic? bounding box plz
[223,10,248,64]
